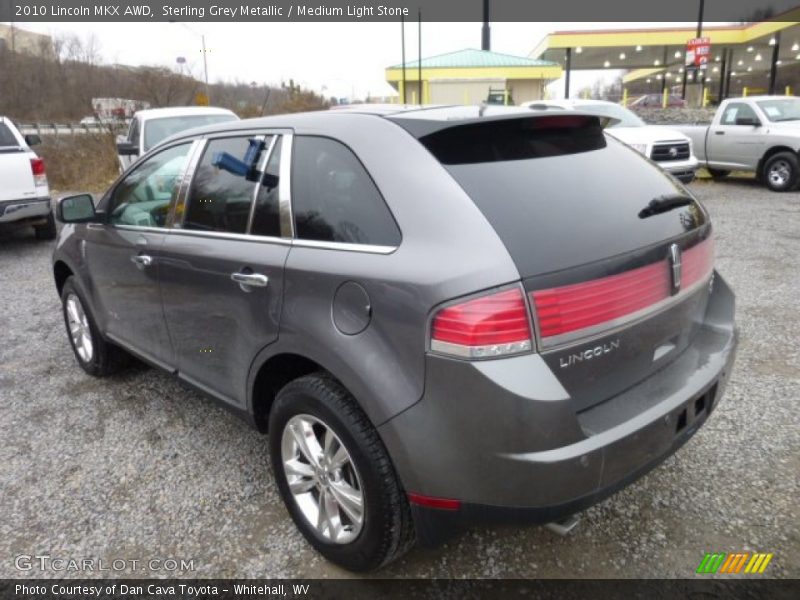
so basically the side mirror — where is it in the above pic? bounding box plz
[117,141,139,156]
[24,134,42,146]
[735,116,760,127]
[57,194,97,224]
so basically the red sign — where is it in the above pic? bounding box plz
[686,37,711,67]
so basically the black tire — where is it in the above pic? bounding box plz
[707,168,730,179]
[269,373,415,571]
[34,210,57,240]
[61,277,127,376]
[763,152,800,192]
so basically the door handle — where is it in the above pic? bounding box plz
[131,254,153,267]
[231,272,269,290]
[714,131,725,135]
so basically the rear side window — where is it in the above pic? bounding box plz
[0,122,19,147]
[184,136,269,234]
[420,116,606,165]
[291,136,401,246]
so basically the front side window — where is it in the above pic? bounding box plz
[291,136,401,246]
[183,136,270,234]
[108,142,192,227]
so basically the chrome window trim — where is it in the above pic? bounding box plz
[278,133,294,238]
[290,239,397,254]
[246,135,278,234]
[534,271,713,352]
[112,224,291,246]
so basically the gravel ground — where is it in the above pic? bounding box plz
[1,177,798,579]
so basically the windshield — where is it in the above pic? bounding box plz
[143,114,237,150]
[577,104,646,128]
[756,99,800,122]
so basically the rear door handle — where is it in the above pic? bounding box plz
[231,272,269,290]
[131,254,153,267]
[714,131,725,135]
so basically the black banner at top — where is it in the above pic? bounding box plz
[1,0,800,22]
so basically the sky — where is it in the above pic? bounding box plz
[16,21,703,100]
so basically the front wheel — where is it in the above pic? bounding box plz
[269,374,415,571]
[61,277,127,376]
[763,152,799,192]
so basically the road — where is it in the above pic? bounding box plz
[0,177,798,579]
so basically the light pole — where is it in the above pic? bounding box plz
[170,21,210,104]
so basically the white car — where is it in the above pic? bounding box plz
[116,106,239,172]
[522,99,699,183]
[0,117,55,239]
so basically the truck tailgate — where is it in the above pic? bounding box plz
[0,150,36,200]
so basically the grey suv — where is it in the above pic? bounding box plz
[53,106,737,571]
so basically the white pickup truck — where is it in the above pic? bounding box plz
[674,96,800,192]
[0,117,55,239]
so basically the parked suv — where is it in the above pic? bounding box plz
[53,106,737,571]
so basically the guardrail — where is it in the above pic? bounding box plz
[18,122,130,136]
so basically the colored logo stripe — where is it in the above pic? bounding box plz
[697,552,774,574]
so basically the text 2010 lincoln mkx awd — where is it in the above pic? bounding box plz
[52,105,737,571]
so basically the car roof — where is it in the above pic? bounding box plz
[154,104,613,149]
[136,106,237,120]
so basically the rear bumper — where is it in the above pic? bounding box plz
[379,273,737,545]
[0,197,51,224]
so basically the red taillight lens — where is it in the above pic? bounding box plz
[682,236,715,289]
[431,288,532,359]
[407,493,461,511]
[30,158,45,175]
[30,158,47,188]
[531,237,714,345]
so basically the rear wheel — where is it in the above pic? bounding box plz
[706,168,730,179]
[269,374,415,571]
[34,211,57,240]
[61,277,127,376]
[763,152,799,192]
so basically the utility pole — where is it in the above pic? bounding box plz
[400,14,407,104]
[201,33,210,104]
[482,0,490,50]
[418,9,423,105]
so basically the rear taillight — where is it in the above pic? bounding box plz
[530,236,714,346]
[430,288,532,359]
[30,158,47,188]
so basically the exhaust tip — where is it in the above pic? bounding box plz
[544,514,580,536]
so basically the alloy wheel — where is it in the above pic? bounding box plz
[280,414,365,544]
[768,160,791,188]
[65,294,93,363]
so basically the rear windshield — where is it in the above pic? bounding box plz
[0,122,19,147]
[420,116,606,164]
[415,116,704,277]
[143,114,238,151]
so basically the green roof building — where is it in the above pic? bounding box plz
[386,48,562,105]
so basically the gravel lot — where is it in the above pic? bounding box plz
[1,176,798,579]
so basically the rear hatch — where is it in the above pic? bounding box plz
[395,111,714,412]
[0,121,36,201]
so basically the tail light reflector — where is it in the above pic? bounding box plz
[431,288,532,359]
[30,158,47,188]
[531,237,714,344]
[407,493,461,511]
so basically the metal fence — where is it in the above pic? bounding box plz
[18,121,129,136]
